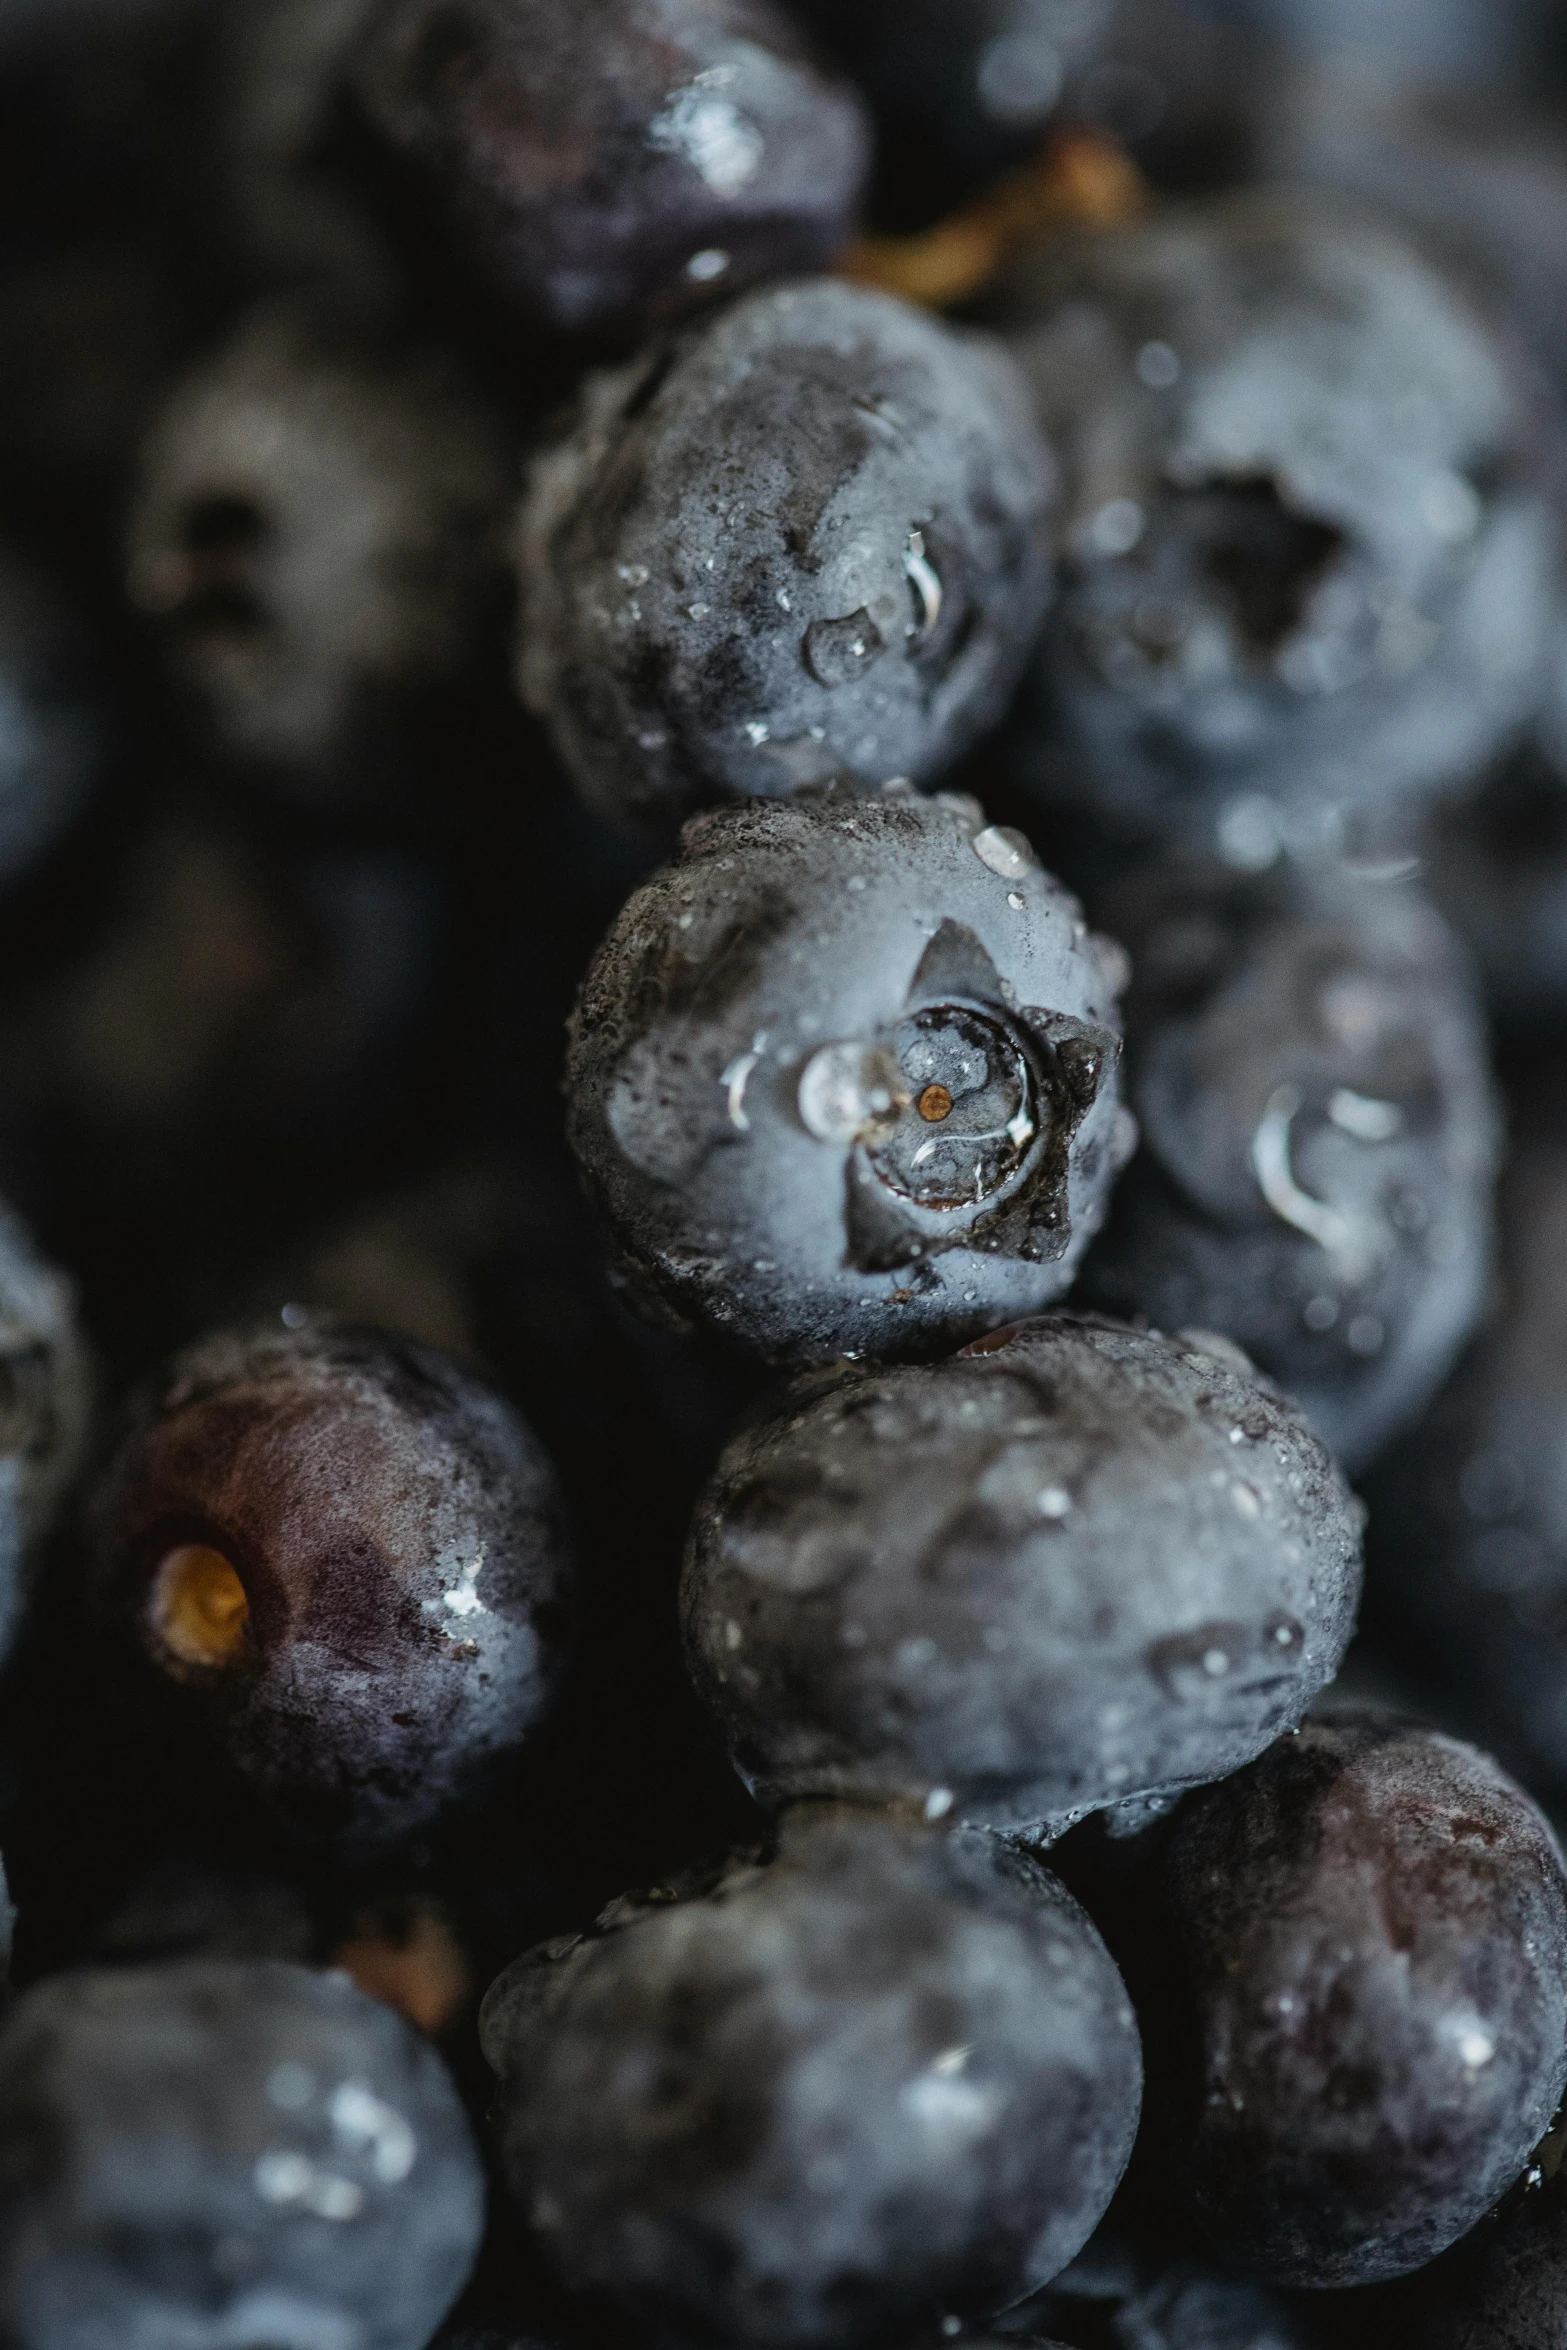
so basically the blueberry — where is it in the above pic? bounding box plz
[681,1315,1362,1839]
[1076,858,1499,1473]
[0,1196,91,1668]
[1161,1711,1567,2288]
[481,1805,1141,2346]
[0,548,113,894]
[519,278,1056,826]
[1361,1128,1567,1799]
[127,300,514,792]
[986,188,1559,867]
[349,0,871,343]
[88,1317,572,1849]
[0,1957,484,2350]
[565,790,1131,1363]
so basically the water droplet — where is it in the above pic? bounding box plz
[1303,1295,1339,1333]
[1007,890,1025,910]
[797,1040,905,1146]
[1036,1486,1072,1519]
[686,246,731,281]
[804,607,886,688]
[971,825,1034,879]
[924,1786,955,1820]
[280,1302,309,1330]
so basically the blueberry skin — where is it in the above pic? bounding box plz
[1163,1712,1567,2289]
[1361,1137,1567,1801]
[565,790,1131,1364]
[89,1318,572,1851]
[481,1805,1142,2348]
[987,188,1559,866]
[0,1958,484,2350]
[127,302,514,789]
[519,278,1056,827]
[0,550,112,893]
[350,0,870,343]
[0,1197,92,1669]
[681,1316,1362,1839]
[1077,860,1499,1474]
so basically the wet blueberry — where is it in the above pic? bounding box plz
[1161,1711,1567,2288]
[88,1317,571,1850]
[481,1804,1141,2346]
[681,1314,1362,1838]
[0,1196,92,1669]
[1077,858,1498,1473]
[349,0,870,343]
[565,789,1130,1363]
[986,188,1559,867]
[519,277,1056,826]
[127,300,514,793]
[0,1957,484,2350]
[1361,1126,1567,1801]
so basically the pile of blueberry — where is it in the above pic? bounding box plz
[7,3,1567,2347]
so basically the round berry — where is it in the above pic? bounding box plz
[987,188,1559,865]
[89,1317,571,1849]
[1162,1712,1567,2287]
[565,790,1130,1363]
[1077,858,1498,1473]
[481,1805,1141,2346]
[519,277,1055,826]
[0,1958,484,2350]
[350,0,870,341]
[682,1315,1362,1838]
[127,301,514,789]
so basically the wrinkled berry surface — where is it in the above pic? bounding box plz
[1163,1712,1567,2287]
[682,1315,1362,1836]
[988,187,1558,865]
[566,790,1130,1362]
[482,1804,1141,2347]
[520,278,1055,825]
